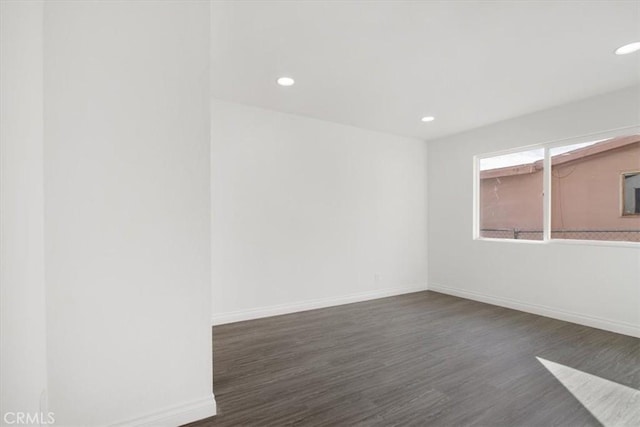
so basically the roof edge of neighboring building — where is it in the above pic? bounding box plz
[480,134,640,179]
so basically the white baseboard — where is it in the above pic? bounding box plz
[429,283,640,338]
[212,284,428,325]
[109,394,216,427]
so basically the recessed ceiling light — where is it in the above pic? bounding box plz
[615,42,640,55]
[277,77,295,86]
[421,116,435,122]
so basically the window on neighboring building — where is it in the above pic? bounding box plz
[622,172,640,216]
[478,148,544,240]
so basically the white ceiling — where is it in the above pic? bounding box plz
[211,1,640,141]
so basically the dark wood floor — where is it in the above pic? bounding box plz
[189,291,640,426]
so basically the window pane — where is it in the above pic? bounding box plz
[623,172,640,215]
[479,149,544,240]
[550,135,640,242]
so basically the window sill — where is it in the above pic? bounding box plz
[475,237,640,248]
[548,238,640,249]
[475,237,545,244]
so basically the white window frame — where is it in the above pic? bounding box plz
[473,124,640,248]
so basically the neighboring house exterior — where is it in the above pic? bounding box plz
[480,135,640,241]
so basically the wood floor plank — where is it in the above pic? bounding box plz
[187,291,640,426]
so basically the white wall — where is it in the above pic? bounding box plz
[43,1,214,425]
[211,101,428,324]
[0,1,48,423]
[428,86,640,337]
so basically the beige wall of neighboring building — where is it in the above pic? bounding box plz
[551,141,640,230]
[480,169,543,232]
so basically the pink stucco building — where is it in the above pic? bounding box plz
[480,135,640,241]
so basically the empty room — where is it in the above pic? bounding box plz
[1,1,639,426]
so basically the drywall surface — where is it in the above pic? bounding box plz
[0,1,47,423]
[211,101,428,323]
[43,1,214,425]
[428,86,640,337]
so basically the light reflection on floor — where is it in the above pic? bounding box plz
[537,357,640,427]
